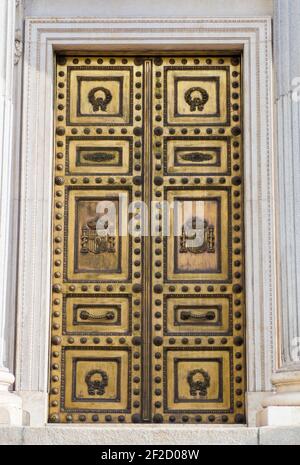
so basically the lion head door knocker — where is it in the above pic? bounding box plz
[180,216,215,254]
[88,86,112,112]
[184,87,209,112]
[85,369,108,396]
[187,369,210,397]
[80,213,115,255]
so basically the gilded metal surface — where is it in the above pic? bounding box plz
[50,54,245,424]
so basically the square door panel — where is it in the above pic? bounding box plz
[66,136,132,175]
[163,136,230,176]
[67,67,133,125]
[164,187,231,282]
[163,347,233,413]
[66,187,131,282]
[164,67,230,126]
[163,294,232,336]
[63,294,132,335]
[62,347,131,413]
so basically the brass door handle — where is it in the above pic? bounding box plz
[180,311,215,321]
[79,310,115,321]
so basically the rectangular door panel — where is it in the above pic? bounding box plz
[150,55,245,425]
[50,56,144,424]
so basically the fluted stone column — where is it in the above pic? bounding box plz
[260,0,300,426]
[0,0,22,425]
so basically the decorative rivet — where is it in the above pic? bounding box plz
[133,176,142,185]
[49,414,59,423]
[154,127,163,136]
[153,336,163,346]
[153,413,163,423]
[234,336,244,346]
[231,57,240,66]
[154,57,163,66]
[134,57,143,66]
[132,413,141,423]
[132,336,142,346]
[132,284,142,293]
[154,176,163,186]
[235,414,245,424]
[56,127,65,136]
[232,176,242,186]
[55,176,64,186]
[233,284,243,294]
[52,284,61,293]
[52,336,61,346]
[231,127,241,137]
[154,284,163,294]
[57,56,66,66]
[133,127,143,137]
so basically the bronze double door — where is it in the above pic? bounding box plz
[49,54,246,424]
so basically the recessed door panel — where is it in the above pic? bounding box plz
[50,54,245,425]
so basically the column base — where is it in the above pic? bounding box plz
[258,370,300,426]
[259,406,300,426]
[0,368,22,425]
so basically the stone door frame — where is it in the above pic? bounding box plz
[16,17,274,425]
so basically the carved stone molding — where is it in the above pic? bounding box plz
[0,0,22,425]
[14,29,23,65]
[259,0,300,427]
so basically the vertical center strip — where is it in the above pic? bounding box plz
[142,59,152,421]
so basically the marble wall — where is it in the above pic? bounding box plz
[24,0,273,19]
